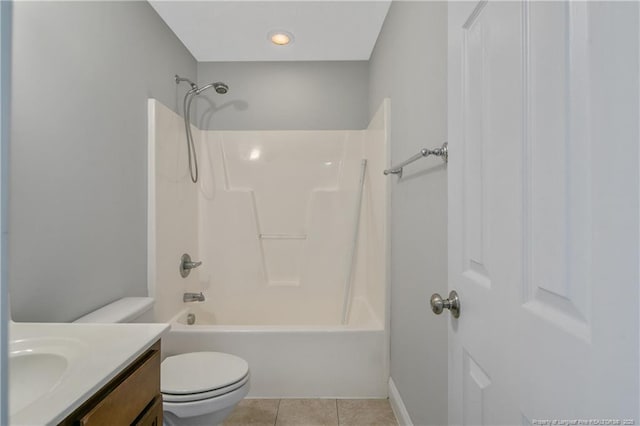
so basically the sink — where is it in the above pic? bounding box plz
[9,337,84,416]
[10,352,68,413]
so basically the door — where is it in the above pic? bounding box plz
[447,1,639,424]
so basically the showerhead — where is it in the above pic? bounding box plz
[177,74,229,96]
[213,82,229,95]
[194,81,230,96]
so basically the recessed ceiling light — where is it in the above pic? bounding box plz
[268,30,294,46]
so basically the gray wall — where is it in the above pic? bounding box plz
[368,2,448,425]
[10,1,196,322]
[196,61,369,130]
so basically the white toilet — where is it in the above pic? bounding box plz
[74,297,250,426]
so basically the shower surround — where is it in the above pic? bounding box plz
[148,99,389,397]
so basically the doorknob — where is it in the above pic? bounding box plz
[430,290,460,318]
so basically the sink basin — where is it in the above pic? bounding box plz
[9,337,84,416]
[10,352,68,413]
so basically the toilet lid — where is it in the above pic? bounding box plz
[161,352,249,395]
[162,373,250,403]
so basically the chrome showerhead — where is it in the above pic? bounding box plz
[176,74,229,96]
[213,82,229,94]
[193,81,230,96]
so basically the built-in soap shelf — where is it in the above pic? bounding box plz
[259,234,307,240]
[267,281,300,287]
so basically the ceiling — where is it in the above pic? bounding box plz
[148,1,392,62]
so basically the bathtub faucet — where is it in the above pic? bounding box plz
[183,292,205,303]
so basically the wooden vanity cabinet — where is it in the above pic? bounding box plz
[59,340,162,426]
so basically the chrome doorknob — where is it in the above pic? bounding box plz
[430,290,460,318]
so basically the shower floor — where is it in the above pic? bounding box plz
[224,399,398,426]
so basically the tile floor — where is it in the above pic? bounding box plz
[224,399,398,426]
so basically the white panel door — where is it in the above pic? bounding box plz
[447,1,639,424]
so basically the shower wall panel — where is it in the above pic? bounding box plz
[358,101,389,323]
[197,130,366,325]
[148,100,200,322]
[149,98,389,327]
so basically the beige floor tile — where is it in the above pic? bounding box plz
[276,399,339,426]
[337,399,398,426]
[224,399,280,426]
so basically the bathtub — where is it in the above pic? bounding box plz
[161,298,389,399]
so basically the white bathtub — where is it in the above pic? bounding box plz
[161,299,388,399]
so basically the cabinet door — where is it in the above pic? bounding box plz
[134,397,163,426]
[78,349,160,425]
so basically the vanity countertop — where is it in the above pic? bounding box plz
[9,321,169,426]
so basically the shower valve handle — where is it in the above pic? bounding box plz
[180,253,202,278]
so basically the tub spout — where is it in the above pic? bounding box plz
[183,292,205,302]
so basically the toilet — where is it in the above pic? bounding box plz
[74,297,250,426]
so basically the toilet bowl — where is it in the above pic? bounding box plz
[74,297,250,426]
[161,351,250,426]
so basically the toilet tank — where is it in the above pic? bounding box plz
[73,297,154,323]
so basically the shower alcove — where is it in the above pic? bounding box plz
[148,98,390,397]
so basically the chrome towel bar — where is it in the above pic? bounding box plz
[383,142,448,177]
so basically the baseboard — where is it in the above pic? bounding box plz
[388,377,413,426]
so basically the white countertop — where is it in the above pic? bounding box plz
[9,322,170,426]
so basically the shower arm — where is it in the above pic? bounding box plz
[195,83,214,95]
[175,74,197,90]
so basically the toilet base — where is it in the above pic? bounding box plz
[162,377,250,426]
[163,405,234,426]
